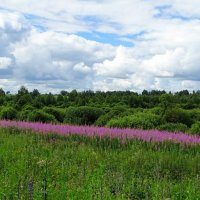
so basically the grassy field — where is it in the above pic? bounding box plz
[0,127,200,199]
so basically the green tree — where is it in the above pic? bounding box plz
[0,107,17,120]
[64,106,104,125]
[159,93,173,118]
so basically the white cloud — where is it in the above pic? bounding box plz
[93,46,139,78]
[0,57,12,69]
[73,62,91,73]
[0,1,199,92]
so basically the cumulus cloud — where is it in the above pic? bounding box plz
[93,46,139,78]
[0,57,12,69]
[0,1,199,92]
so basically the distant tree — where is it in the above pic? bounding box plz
[57,94,64,105]
[128,95,140,108]
[142,90,149,96]
[60,90,68,96]
[44,93,56,106]
[33,96,44,108]
[16,94,32,108]
[177,90,189,96]
[17,86,29,96]
[31,89,40,98]
[0,88,5,96]
[159,93,173,118]
[68,90,78,102]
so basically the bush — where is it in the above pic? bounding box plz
[0,107,17,120]
[27,110,57,123]
[95,106,131,126]
[64,106,104,125]
[164,108,193,127]
[23,105,35,111]
[16,94,32,108]
[17,105,35,121]
[188,109,200,122]
[43,107,65,122]
[189,122,200,135]
[148,107,163,115]
[107,113,161,130]
[157,123,188,133]
[18,110,32,121]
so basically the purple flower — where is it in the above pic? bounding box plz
[0,120,200,145]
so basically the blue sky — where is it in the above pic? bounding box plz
[77,32,136,47]
[0,0,199,93]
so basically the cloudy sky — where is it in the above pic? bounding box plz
[0,0,200,93]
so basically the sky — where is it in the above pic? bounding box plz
[0,0,200,93]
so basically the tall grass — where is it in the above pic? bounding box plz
[0,127,200,199]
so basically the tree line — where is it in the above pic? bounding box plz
[0,86,199,134]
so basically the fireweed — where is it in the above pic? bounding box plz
[0,120,200,145]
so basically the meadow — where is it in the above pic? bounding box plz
[0,88,200,199]
[0,123,200,199]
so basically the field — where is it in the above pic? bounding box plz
[0,125,200,199]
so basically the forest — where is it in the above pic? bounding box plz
[0,86,200,135]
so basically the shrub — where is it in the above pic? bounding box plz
[16,94,32,108]
[27,110,57,123]
[164,108,193,127]
[43,107,65,122]
[189,122,200,135]
[17,105,35,121]
[107,113,161,130]
[148,107,163,115]
[95,106,131,126]
[22,105,35,111]
[0,107,17,120]
[188,109,200,122]
[18,110,32,121]
[157,123,188,133]
[64,106,104,125]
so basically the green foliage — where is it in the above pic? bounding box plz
[22,104,35,111]
[188,109,200,122]
[0,88,5,96]
[189,122,200,135]
[16,94,32,108]
[18,110,32,121]
[31,89,40,98]
[164,108,193,127]
[95,106,131,126]
[0,87,199,132]
[0,96,5,106]
[17,105,35,121]
[17,86,29,96]
[107,113,161,129]
[148,107,163,115]
[64,106,104,125]
[1,128,200,199]
[44,93,56,106]
[128,95,140,108]
[157,123,188,133]
[43,107,65,122]
[0,107,17,120]
[32,96,44,108]
[27,110,57,123]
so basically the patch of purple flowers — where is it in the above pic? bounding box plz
[0,120,200,145]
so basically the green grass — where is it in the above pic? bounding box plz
[0,128,200,199]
